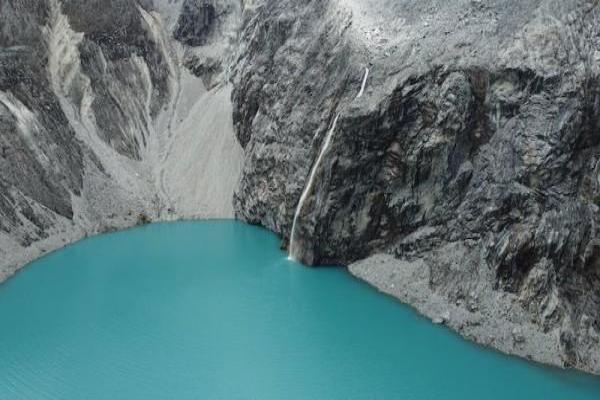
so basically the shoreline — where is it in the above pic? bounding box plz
[348,254,600,377]
[2,222,600,377]
[0,214,234,285]
[0,214,140,285]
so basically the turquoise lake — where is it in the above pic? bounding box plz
[0,220,599,399]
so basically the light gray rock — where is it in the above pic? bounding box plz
[0,0,244,280]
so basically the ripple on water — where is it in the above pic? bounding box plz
[0,221,599,400]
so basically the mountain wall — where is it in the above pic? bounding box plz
[231,0,600,373]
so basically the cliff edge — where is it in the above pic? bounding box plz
[232,0,600,373]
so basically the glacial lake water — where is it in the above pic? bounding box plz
[0,221,599,399]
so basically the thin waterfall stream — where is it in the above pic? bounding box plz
[288,114,339,261]
[288,67,370,261]
[357,67,369,98]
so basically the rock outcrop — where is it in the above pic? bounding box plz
[1,0,600,375]
[231,0,600,373]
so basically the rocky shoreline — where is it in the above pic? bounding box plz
[350,254,600,375]
[232,0,600,375]
[4,219,599,376]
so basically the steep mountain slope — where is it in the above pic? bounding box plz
[232,0,600,373]
[0,0,243,280]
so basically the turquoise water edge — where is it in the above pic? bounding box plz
[0,220,599,399]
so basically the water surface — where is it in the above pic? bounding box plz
[0,221,599,399]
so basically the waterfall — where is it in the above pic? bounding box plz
[288,66,370,262]
[288,115,339,261]
[357,67,369,99]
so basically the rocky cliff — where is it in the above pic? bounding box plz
[1,0,600,375]
[231,0,600,373]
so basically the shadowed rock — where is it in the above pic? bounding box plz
[232,0,600,374]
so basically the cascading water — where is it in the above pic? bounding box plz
[288,67,369,262]
[288,114,339,261]
[357,67,369,98]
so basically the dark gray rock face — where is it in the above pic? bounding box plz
[0,0,84,244]
[232,0,600,372]
[62,0,173,159]
[174,0,217,46]
[176,0,239,88]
